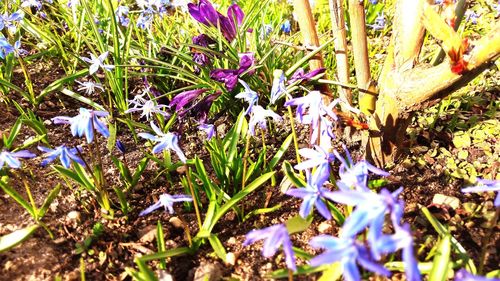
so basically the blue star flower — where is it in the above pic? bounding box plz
[248,105,282,136]
[286,165,335,219]
[235,79,258,115]
[243,224,296,271]
[0,150,35,169]
[80,51,114,75]
[462,178,500,207]
[138,122,187,163]
[38,145,85,169]
[53,108,110,143]
[139,193,193,216]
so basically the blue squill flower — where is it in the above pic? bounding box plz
[294,145,335,171]
[81,51,115,75]
[331,187,404,238]
[235,79,258,115]
[0,37,14,59]
[116,140,126,154]
[52,108,110,143]
[248,106,282,136]
[281,19,291,33]
[139,193,193,216]
[286,165,335,219]
[454,269,493,281]
[198,123,215,140]
[243,224,296,271]
[38,145,85,169]
[76,80,104,95]
[115,6,130,27]
[0,10,24,34]
[462,178,500,207]
[309,235,391,281]
[0,150,35,169]
[368,12,386,30]
[270,70,287,105]
[138,122,187,163]
[125,99,169,120]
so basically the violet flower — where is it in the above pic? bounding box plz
[139,193,193,216]
[210,69,239,91]
[38,145,85,169]
[288,68,326,84]
[115,5,130,27]
[454,269,493,281]
[368,12,386,30]
[462,178,500,207]
[0,150,35,169]
[0,37,14,59]
[294,145,335,171]
[188,0,244,42]
[309,235,391,281]
[191,34,214,67]
[237,53,255,75]
[243,224,296,271]
[52,108,110,143]
[138,122,187,163]
[0,10,24,34]
[286,165,335,219]
[169,89,208,112]
[181,91,221,123]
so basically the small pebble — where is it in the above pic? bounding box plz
[67,211,81,223]
[317,221,332,234]
[169,217,184,229]
[193,262,222,281]
[226,252,236,266]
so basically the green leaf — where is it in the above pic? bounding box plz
[60,88,105,111]
[0,225,39,253]
[285,37,334,77]
[113,186,129,215]
[202,171,275,234]
[137,247,193,262]
[38,184,61,219]
[156,220,167,270]
[243,204,281,221]
[429,235,452,281]
[268,264,326,279]
[112,156,132,184]
[208,234,227,262]
[283,161,306,188]
[285,215,313,234]
[132,157,149,187]
[133,258,158,281]
[226,111,247,165]
[37,69,88,103]
[268,133,293,171]
[5,117,22,149]
[0,180,35,218]
[53,165,94,191]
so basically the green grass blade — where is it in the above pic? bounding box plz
[0,225,39,253]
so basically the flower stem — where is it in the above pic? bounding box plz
[286,105,303,177]
[242,134,251,190]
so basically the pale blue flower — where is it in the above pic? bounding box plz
[0,150,36,169]
[38,145,84,168]
[139,193,193,216]
[235,79,258,115]
[454,269,493,281]
[115,6,130,27]
[81,51,115,75]
[248,105,282,136]
[76,80,104,95]
[243,224,296,271]
[281,19,291,33]
[294,145,335,171]
[0,10,24,34]
[462,178,500,207]
[310,235,391,281]
[138,122,187,163]
[0,37,14,59]
[198,123,215,140]
[125,99,169,121]
[286,165,335,219]
[52,108,110,143]
[368,12,386,30]
[270,70,287,105]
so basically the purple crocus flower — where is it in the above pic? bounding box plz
[288,68,326,84]
[38,145,85,169]
[309,235,391,281]
[138,122,187,163]
[210,69,239,91]
[181,91,221,123]
[169,89,208,112]
[191,34,214,67]
[139,193,193,216]
[0,150,35,169]
[237,52,255,75]
[462,178,500,207]
[243,224,296,271]
[52,108,110,143]
[286,165,335,219]
[188,0,244,42]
